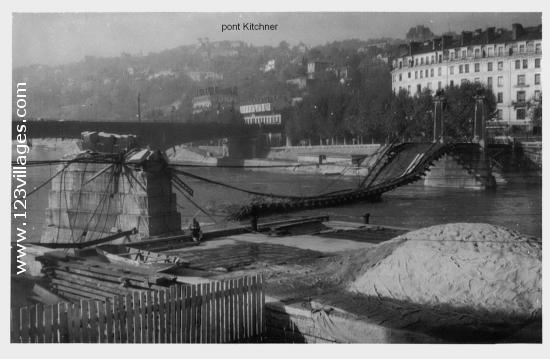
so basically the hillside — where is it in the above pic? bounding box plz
[12,38,400,122]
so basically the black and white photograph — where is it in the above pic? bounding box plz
[6,3,546,349]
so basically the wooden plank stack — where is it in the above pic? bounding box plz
[38,255,178,302]
[165,242,325,272]
[11,275,264,343]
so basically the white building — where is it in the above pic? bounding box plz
[391,24,541,129]
[239,103,271,115]
[243,113,282,125]
[239,101,281,125]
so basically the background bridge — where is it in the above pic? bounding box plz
[14,119,283,151]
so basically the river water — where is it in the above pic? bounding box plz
[15,162,542,242]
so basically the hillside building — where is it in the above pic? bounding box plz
[192,87,238,115]
[240,101,282,125]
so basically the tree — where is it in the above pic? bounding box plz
[406,25,435,42]
[527,93,542,135]
[440,82,496,141]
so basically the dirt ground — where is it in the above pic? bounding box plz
[207,229,541,343]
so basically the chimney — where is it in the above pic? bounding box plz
[461,31,473,46]
[512,23,524,40]
[442,35,453,50]
[485,27,496,43]
[474,28,482,39]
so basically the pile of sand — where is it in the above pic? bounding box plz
[347,223,541,318]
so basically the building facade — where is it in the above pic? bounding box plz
[391,24,542,128]
[192,87,238,115]
[239,101,282,125]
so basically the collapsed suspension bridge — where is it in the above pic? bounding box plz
[14,130,496,249]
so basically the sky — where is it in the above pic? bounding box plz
[12,12,542,68]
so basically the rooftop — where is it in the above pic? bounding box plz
[396,23,542,58]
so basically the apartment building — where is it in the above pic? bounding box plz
[391,24,542,128]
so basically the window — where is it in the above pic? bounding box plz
[421,58,424,65]
[420,71,423,79]
[415,71,418,79]
[523,59,528,69]
[415,58,419,66]
[488,47,494,57]
[498,61,503,71]
[516,108,526,120]
[426,56,429,64]
[461,79,468,85]
[438,81,442,90]
[475,63,480,72]
[519,44,525,53]
[517,91,526,102]
[408,72,411,78]
[459,65,463,74]
[497,109,503,121]
[535,43,541,53]
[425,69,429,77]
[450,51,455,60]
[474,48,480,58]
[399,61,403,69]
[535,58,541,68]
[467,49,473,58]
[487,62,493,71]
[535,73,540,85]
[464,64,469,73]
[461,50,467,59]
[450,80,454,87]
[399,73,402,81]
[450,66,455,75]
[438,54,442,63]
[515,60,521,69]
[431,55,434,63]
[517,74,525,86]
[417,84,421,93]
[497,92,503,103]
[535,90,541,100]
[487,77,493,88]
[438,67,442,76]
[498,76,503,87]
[497,46,504,56]
[430,68,434,77]
[427,82,432,90]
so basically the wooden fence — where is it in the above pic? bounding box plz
[11,274,264,343]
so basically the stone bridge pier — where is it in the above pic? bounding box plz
[425,91,496,189]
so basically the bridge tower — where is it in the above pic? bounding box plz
[424,90,496,189]
[473,93,487,150]
[433,90,445,143]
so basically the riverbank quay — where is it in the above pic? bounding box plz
[12,217,541,343]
